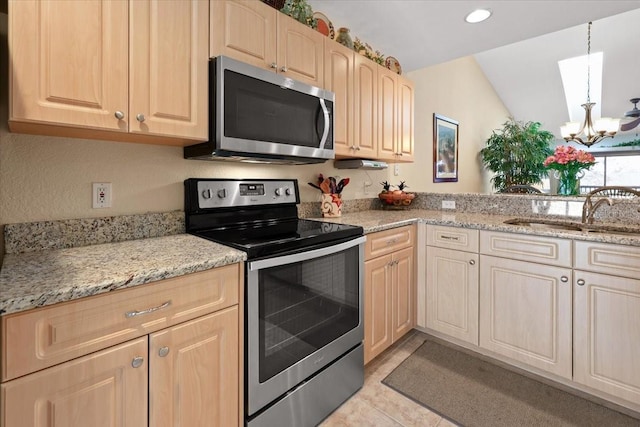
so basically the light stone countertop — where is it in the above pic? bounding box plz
[0,234,246,316]
[316,209,640,247]
[3,209,640,316]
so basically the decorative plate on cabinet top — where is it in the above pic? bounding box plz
[313,12,335,39]
[385,56,402,75]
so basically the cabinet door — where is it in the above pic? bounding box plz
[426,247,479,345]
[377,66,398,161]
[1,338,148,427]
[210,0,277,70]
[149,307,239,427]
[9,0,128,131]
[479,255,572,379]
[392,247,415,341]
[325,42,354,157]
[276,13,325,87]
[130,0,209,140]
[364,255,393,364]
[353,55,378,159]
[396,75,415,162]
[574,270,640,404]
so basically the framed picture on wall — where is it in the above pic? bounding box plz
[433,114,459,183]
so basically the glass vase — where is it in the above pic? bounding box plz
[555,170,580,196]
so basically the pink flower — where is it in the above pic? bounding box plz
[544,145,596,175]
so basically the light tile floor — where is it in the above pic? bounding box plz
[320,331,457,427]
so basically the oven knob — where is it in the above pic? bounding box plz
[275,188,283,196]
[285,188,292,196]
[202,189,212,199]
[217,189,227,198]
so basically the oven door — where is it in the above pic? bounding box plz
[246,236,365,416]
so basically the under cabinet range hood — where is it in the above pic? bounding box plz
[334,159,389,170]
[184,56,335,164]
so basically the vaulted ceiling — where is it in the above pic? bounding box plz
[307,1,640,140]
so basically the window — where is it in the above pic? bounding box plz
[581,154,640,192]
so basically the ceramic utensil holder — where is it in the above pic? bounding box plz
[321,193,342,217]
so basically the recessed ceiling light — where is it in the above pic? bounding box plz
[465,9,492,24]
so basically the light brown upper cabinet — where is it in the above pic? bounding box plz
[9,0,209,145]
[210,0,324,88]
[327,39,415,161]
[325,42,355,157]
[378,69,414,162]
[353,54,379,159]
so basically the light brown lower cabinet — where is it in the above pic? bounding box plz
[2,337,149,427]
[1,265,243,427]
[364,226,415,364]
[573,240,640,406]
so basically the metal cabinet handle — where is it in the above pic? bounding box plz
[136,113,145,122]
[131,356,144,368]
[386,238,398,245]
[469,259,475,265]
[356,146,361,151]
[280,66,288,72]
[114,111,125,120]
[125,300,171,318]
[560,276,569,283]
[158,346,170,357]
[577,279,586,286]
[270,62,277,69]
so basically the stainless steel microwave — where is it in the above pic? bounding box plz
[184,56,335,164]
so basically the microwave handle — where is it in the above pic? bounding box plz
[319,99,330,149]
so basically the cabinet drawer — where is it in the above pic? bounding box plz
[574,241,640,277]
[1,264,241,381]
[426,225,479,252]
[365,225,415,260]
[480,230,571,268]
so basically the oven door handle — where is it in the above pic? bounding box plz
[248,236,366,271]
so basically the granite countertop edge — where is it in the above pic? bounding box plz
[2,210,639,316]
[0,234,247,316]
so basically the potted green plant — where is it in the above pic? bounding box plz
[480,118,554,193]
[280,0,317,29]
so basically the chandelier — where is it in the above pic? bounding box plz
[560,22,620,147]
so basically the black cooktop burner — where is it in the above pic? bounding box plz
[192,218,362,259]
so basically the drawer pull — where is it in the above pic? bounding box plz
[125,300,171,318]
[560,276,569,283]
[577,279,586,286]
[440,235,459,241]
[131,356,144,368]
[386,238,398,245]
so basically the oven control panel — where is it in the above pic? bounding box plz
[193,179,299,208]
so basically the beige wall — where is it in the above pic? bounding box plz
[403,56,510,193]
[1,10,509,259]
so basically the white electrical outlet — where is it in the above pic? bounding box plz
[394,164,400,176]
[442,200,456,209]
[93,183,112,208]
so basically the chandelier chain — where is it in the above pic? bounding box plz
[586,21,591,104]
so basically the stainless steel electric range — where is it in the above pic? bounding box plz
[185,178,365,427]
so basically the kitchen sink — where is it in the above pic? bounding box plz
[503,218,584,231]
[504,218,640,236]
[582,226,640,236]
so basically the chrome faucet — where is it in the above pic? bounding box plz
[582,197,614,224]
